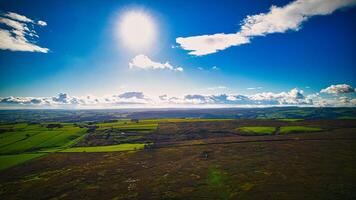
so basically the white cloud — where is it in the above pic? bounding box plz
[320,84,355,94]
[0,11,48,53]
[175,67,184,72]
[197,66,220,71]
[207,86,227,90]
[247,87,263,90]
[129,54,183,72]
[176,33,249,56]
[108,92,151,105]
[182,94,214,104]
[0,92,151,108]
[117,92,144,99]
[37,20,47,26]
[3,12,33,23]
[351,99,356,105]
[176,0,356,56]
[159,94,169,101]
[1,87,356,108]
[211,66,219,70]
[157,89,312,106]
[312,96,356,107]
[250,88,312,105]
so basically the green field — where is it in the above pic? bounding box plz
[0,116,356,199]
[0,123,87,154]
[2,119,233,169]
[61,143,146,152]
[337,116,356,119]
[0,119,327,171]
[78,118,235,147]
[236,126,276,135]
[96,118,232,131]
[0,153,45,171]
[279,126,323,134]
[0,123,87,170]
[237,125,323,135]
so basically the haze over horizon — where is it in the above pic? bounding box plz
[1,0,355,108]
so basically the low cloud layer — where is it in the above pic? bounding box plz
[176,0,356,56]
[320,84,355,94]
[129,54,183,72]
[0,11,49,53]
[0,92,151,108]
[1,85,355,108]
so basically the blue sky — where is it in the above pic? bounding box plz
[0,0,355,108]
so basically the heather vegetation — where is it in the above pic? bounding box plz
[0,109,355,199]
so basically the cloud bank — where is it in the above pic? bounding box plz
[0,11,48,53]
[176,0,356,56]
[1,85,355,108]
[0,92,151,108]
[129,54,183,72]
[320,84,355,94]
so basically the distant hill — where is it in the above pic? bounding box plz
[0,107,355,123]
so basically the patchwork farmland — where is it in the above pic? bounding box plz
[0,114,356,199]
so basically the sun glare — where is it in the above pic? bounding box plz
[119,10,156,51]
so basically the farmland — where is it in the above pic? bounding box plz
[279,126,323,134]
[236,127,276,135]
[75,118,232,146]
[0,109,355,199]
[61,143,146,153]
[1,0,355,199]
[0,123,87,154]
[0,153,45,171]
[236,125,324,135]
[0,123,87,170]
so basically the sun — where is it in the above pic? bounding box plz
[118,10,156,51]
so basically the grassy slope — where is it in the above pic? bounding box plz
[96,118,232,131]
[237,125,323,135]
[279,126,323,134]
[237,127,276,135]
[0,123,87,170]
[0,119,325,170]
[0,124,87,154]
[0,153,45,171]
[61,143,145,152]
[2,128,355,200]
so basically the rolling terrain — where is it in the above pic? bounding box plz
[0,109,355,199]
